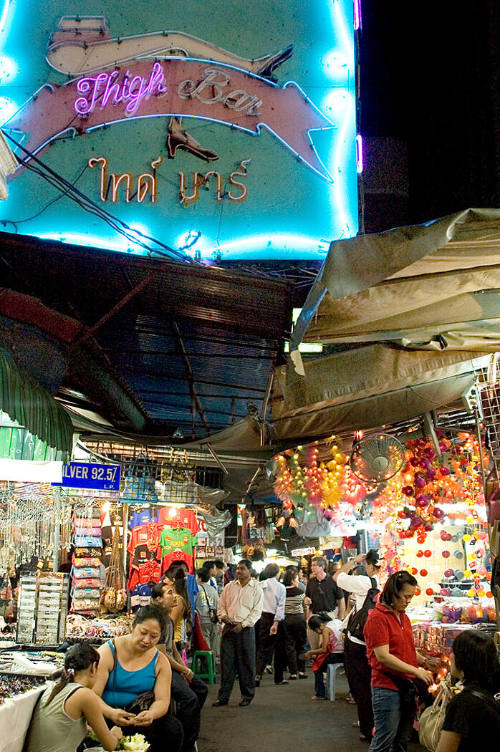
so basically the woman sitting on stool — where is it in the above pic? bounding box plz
[305,614,344,700]
[93,605,184,752]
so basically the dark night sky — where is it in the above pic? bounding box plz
[358,0,499,224]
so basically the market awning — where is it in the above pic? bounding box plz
[0,347,73,458]
[291,208,500,351]
[271,208,500,442]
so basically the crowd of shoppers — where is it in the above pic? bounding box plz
[23,554,500,752]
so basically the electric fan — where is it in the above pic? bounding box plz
[350,433,404,482]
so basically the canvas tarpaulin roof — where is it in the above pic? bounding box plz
[271,208,500,442]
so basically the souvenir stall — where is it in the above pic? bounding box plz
[272,426,497,680]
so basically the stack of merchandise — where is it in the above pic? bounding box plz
[35,573,69,644]
[16,576,37,643]
[72,510,103,615]
[16,573,69,644]
[66,613,130,640]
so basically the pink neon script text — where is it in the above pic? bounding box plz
[74,62,168,117]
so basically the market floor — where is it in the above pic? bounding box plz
[198,671,426,752]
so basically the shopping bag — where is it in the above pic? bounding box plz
[418,681,454,752]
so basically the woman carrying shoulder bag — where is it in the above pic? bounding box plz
[93,605,183,752]
[364,571,434,752]
[25,642,124,752]
[435,629,500,752]
[195,567,219,655]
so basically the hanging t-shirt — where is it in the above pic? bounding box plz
[130,583,152,610]
[129,509,157,530]
[157,527,195,558]
[161,550,194,575]
[127,523,159,554]
[157,508,199,535]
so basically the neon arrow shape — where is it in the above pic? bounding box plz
[5,58,336,181]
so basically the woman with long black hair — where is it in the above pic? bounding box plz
[306,613,344,700]
[25,642,124,752]
[436,629,500,752]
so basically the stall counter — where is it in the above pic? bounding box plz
[0,685,45,752]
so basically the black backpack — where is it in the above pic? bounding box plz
[346,577,379,643]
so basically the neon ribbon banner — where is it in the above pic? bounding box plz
[6,58,336,181]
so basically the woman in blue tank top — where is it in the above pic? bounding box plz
[94,605,183,752]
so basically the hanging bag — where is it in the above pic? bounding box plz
[121,455,158,503]
[418,681,454,752]
[346,577,379,643]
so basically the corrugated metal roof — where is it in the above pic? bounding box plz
[0,231,292,440]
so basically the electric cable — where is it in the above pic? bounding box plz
[1,130,191,263]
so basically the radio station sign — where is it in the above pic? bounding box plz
[0,0,358,260]
[52,462,121,490]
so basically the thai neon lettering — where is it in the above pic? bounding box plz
[200,171,223,202]
[75,62,167,117]
[137,156,163,202]
[228,159,251,202]
[88,157,108,201]
[178,172,202,207]
[111,171,133,202]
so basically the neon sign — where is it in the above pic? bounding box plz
[0,1,358,260]
[9,59,336,182]
[75,62,168,117]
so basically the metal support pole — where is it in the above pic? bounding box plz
[52,490,60,572]
[122,502,129,590]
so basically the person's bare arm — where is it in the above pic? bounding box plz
[133,653,172,726]
[373,644,433,684]
[169,598,185,628]
[93,643,135,725]
[306,628,329,657]
[336,596,345,619]
[77,689,123,751]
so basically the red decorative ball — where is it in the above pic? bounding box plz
[442,550,450,558]
[415,587,421,596]
[416,550,423,557]
[425,588,434,596]
[411,567,418,575]
[424,550,432,557]
[420,569,428,577]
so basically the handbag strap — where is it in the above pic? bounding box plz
[468,687,500,715]
[201,584,214,611]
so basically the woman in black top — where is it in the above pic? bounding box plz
[282,567,307,679]
[437,629,500,752]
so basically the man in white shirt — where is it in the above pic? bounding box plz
[255,563,286,686]
[333,550,380,742]
[213,559,264,707]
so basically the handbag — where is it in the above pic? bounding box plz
[201,584,219,624]
[418,681,454,752]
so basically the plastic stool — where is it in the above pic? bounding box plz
[326,662,344,702]
[191,650,216,684]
